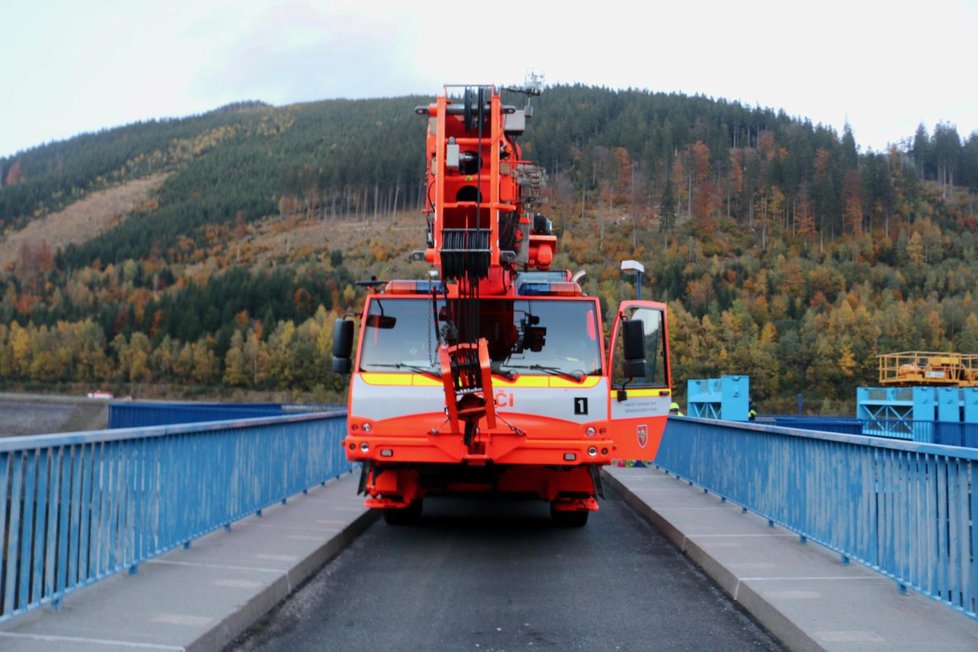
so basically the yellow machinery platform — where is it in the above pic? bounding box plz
[878,351,978,387]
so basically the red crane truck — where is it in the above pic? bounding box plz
[332,82,672,525]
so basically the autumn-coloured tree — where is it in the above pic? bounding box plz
[224,330,248,386]
[245,327,268,385]
[191,338,219,384]
[842,170,863,236]
[4,160,22,186]
[689,142,716,233]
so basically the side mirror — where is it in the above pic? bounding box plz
[622,318,646,378]
[332,319,354,374]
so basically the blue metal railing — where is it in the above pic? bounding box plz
[655,417,978,621]
[758,415,864,435]
[107,401,344,428]
[860,419,978,447]
[753,415,978,448]
[0,412,351,622]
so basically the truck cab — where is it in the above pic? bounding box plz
[335,274,671,525]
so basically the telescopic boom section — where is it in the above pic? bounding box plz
[415,85,552,449]
[417,85,552,292]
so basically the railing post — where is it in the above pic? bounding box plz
[971,462,978,629]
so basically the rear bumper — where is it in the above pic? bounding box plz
[358,461,601,510]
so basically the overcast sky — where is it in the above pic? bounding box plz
[2,0,977,159]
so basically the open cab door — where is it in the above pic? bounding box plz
[607,300,671,461]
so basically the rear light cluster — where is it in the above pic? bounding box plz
[565,446,608,461]
[348,441,392,457]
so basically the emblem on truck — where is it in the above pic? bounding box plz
[637,424,648,448]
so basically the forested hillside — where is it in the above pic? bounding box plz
[0,85,976,410]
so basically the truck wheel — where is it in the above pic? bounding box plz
[383,499,423,526]
[551,506,589,527]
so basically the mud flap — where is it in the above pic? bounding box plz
[589,464,605,499]
[357,461,372,495]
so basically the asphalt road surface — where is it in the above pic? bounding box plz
[228,492,785,652]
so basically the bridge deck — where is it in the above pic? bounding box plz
[0,469,974,651]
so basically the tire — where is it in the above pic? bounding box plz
[383,499,423,526]
[551,506,589,527]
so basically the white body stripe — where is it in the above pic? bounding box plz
[490,381,608,422]
[350,376,444,420]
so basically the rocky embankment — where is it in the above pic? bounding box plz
[0,393,109,437]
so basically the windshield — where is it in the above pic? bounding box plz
[360,298,441,371]
[358,297,602,377]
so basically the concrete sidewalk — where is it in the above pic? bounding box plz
[604,465,978,651]
[0,473,375,652]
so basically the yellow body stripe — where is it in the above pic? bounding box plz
[359,372,602,388]
[608,388,671,398]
